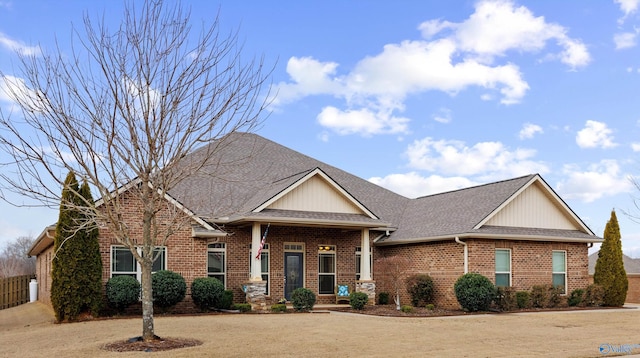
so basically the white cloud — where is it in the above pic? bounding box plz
[405,137,549,179]
[432,108,452,123]
[317,106,409,136]
[632,142,640,151]
[519,123,543,139]
[576,120,617,148]
[614,32,637,49]
[0,32,40,56]
[273,0,588,136]
[557,160,633,202]
[369,172,476,198]
[615,0,640,23]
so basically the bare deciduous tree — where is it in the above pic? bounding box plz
[375,255,412,310]
[0,0,270,341]
[0,236,36,278]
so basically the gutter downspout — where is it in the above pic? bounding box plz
[455,237,468,274]
[587,242,594,248]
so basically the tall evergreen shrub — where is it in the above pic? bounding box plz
[51,172,103,321]
[593,210,628,307]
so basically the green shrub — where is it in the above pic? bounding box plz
[378,292,390,305]
[291,288,316,312]
[349,292,369,310]
[426,304,435,310]
[494,287,518,311]
[568,289,584,307]
[220,290,234,310]
[593,210,628,307]
[106,276,141,312]
[152,270,186,309]
[530,285,550,308]
[401,305,413,313]
[516,291,531,309]
[454,273,496,312]
[406,274,435,307]
[271,303,287,313]
[232,303,252,312]
[191,277,225,311]
[584,284,605,307]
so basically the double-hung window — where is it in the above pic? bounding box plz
[318,245,336,295]
[208,243,226,287]
[249,243,270,295]
[552,250,567,294]
[495,249,511,287]
[111,246,167,281]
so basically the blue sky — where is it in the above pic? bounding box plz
[1,0,640,257]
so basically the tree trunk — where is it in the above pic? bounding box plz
[140,260,154,341]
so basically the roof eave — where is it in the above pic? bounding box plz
[375,232,603,246]
[213,215,391,229]
[28,224,56,256]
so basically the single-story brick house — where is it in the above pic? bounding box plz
[29,132,602,310]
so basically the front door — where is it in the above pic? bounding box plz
[284,252,303,300]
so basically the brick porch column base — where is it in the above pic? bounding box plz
[356,280,376,305]
[244,281,267,311]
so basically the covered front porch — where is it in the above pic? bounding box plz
[241,223,378,310]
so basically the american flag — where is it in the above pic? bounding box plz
[255,223,270,259]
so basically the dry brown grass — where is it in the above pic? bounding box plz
[2,302,640,357]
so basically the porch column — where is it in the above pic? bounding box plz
[360,229,372,281]
[250,222,263,281]
[356,228,376,304]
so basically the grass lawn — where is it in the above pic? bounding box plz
[1,302,639,357]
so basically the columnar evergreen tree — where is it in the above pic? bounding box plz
[50,172,103,321]
[593,210,628,307]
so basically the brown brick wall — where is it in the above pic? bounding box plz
[34,245,53,307]
[376,239,591,309]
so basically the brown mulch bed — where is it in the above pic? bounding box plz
[103,336,202,352]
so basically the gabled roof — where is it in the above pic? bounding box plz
[589,252,640,274]
[376,174,601,245]
[164,133,600,244]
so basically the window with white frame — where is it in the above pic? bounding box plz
[552,250,567,294]
[208,243,226,287]
[249,243,269,295]
[111,246,166,281]
[355,246,372,281]
[318,245,336,295]
[495,249,511,287]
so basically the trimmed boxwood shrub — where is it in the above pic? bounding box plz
[220,290,234,310]
[584,284,605,307]
[378,292,390,305]
[406,274,434,307]
[191,277,225,311]
[106,275,140,312]
[349,292,369,310]
[291,288,316,312]
[271,303,287,312]
[232,303,252,312]
[568,289,584,307]
[516,291,531,309]
[400,305,413,313]
[454,273,496,312]
[152,270,186,309]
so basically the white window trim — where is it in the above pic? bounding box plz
[318,245,336,295]
[495,248,512,287]
[110,245,167,281]
[552,250,567,294]
[208,243,227,288]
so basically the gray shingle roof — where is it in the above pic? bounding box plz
[589,252,640,274]
[169,132,601,244]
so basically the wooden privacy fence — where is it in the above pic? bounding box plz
[1,274,34,310]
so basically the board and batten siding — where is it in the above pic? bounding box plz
[485,182,577,230]
[268,175,363,214]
